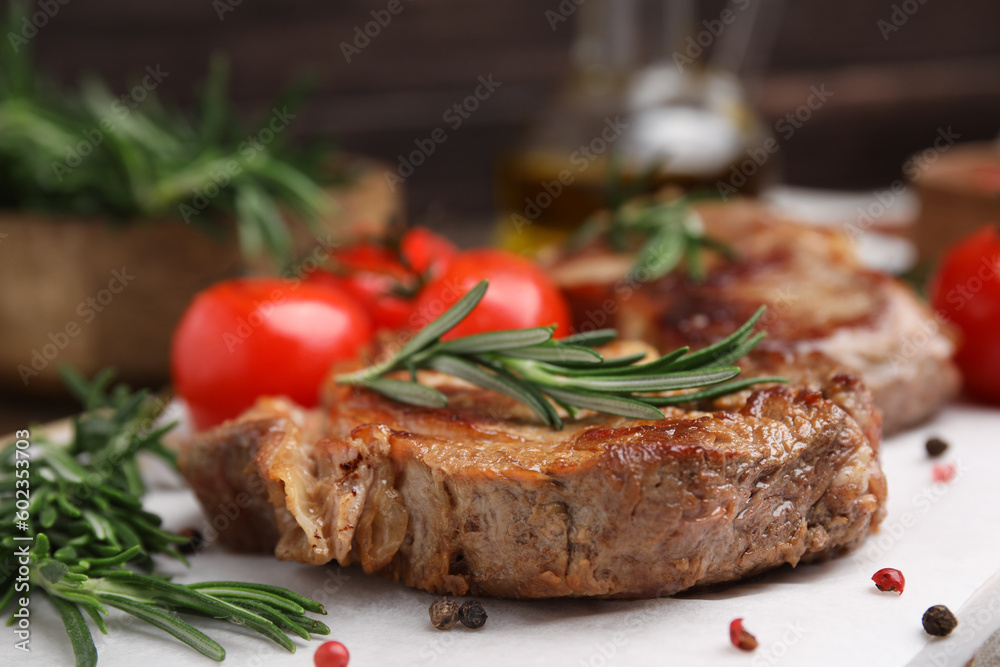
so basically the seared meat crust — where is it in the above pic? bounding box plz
[181,352,886,599]
[549,200,959,434]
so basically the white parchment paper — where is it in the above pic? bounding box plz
[14,403,1000,667]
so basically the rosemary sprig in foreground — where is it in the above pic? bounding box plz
[1,370,329,666]
[336,281,785,428]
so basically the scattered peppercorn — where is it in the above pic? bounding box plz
[429,597,460,631]
[925,437,949,458]
[177,528,204,555]
[922,605,958,637]
[458,600,488,629]
[729,618,758,651]
[872,568,905,594]
[933,462,956,483]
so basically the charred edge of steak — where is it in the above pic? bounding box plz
[180,376,886,599]
[179,416,282,553]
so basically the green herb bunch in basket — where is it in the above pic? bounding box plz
[0,1,335,269]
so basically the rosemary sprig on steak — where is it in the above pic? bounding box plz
[0,369,329,666]
[336,281,784,428]
[570,160,734,281]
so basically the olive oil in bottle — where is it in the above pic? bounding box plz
[495,0,776,253]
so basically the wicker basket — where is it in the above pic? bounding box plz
[1,156,401,394]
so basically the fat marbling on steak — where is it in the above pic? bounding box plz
[547,199,959,434]
[180,347,886,599]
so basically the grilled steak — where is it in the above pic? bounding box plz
[548,199,959,434]
[180,347,886,599]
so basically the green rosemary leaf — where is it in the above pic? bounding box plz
[560,328,619,348]
[56,493,83,519]
[218,598,313,641]
[58,366,115,411]
[80,511,118,546]
[551,350,655,376]
[81,603,108,635]
[98,593,226,662]
[80,545,144,569]
[340,281,490,387]
[49,590,108,617]
[664,306,766,371]
[0,4,332,269]
[236,184,293,268]
[188,585,305,616]
[645,376,789,406]
[634,214,685,281]
[186,595,297,653]
[54,546,78,562]
[0,583,15,617]
[126,514,189,546]
[395,281,489,363]
[540,387,665,421]
[365,378,448,408]
[498,344,603,365]
[437,327,554,355]
[558,366,740,393]
[35,492,59,530]
[39,559,70,585]
[425,355,558,427]
[1,370,329,663]
[287,614,332,636]
[629,347,691,374]
[489,363,564,430]
[336,281,781,428]
[186,581,327,615]
[49,595,98,667]
[705,331,767,369]
[97,484,144,509]
[38,442,87,483]
[684,231,706,282]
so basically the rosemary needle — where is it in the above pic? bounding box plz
[337,280,786,428]
[0,369,329,666]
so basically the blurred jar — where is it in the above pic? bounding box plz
[496,0,777,253]
[911,141,1000,266]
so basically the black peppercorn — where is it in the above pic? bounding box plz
[429,597,459,630]
[925,437,949,458]
[922,605,958,637]
[458,600,488,629]
[178,528,204,555]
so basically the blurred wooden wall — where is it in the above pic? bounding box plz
[25,0,1000,222]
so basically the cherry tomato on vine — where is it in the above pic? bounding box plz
[305,268,414,331]
[171,278,373,430]
[412,248,571,339]
[930,224,1000,404]
[398,225,458,276]
[319,226,458,331]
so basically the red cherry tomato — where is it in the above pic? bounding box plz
[332,241,408,279]
[322,227,458,331]
[313,640,350,667]
[930,224,1000,404]
[305,269,414,331]
[171,278,373,430]
[412,248,571,339]
[400,226,458,276]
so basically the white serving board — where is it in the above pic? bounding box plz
[13,402,1000,667]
